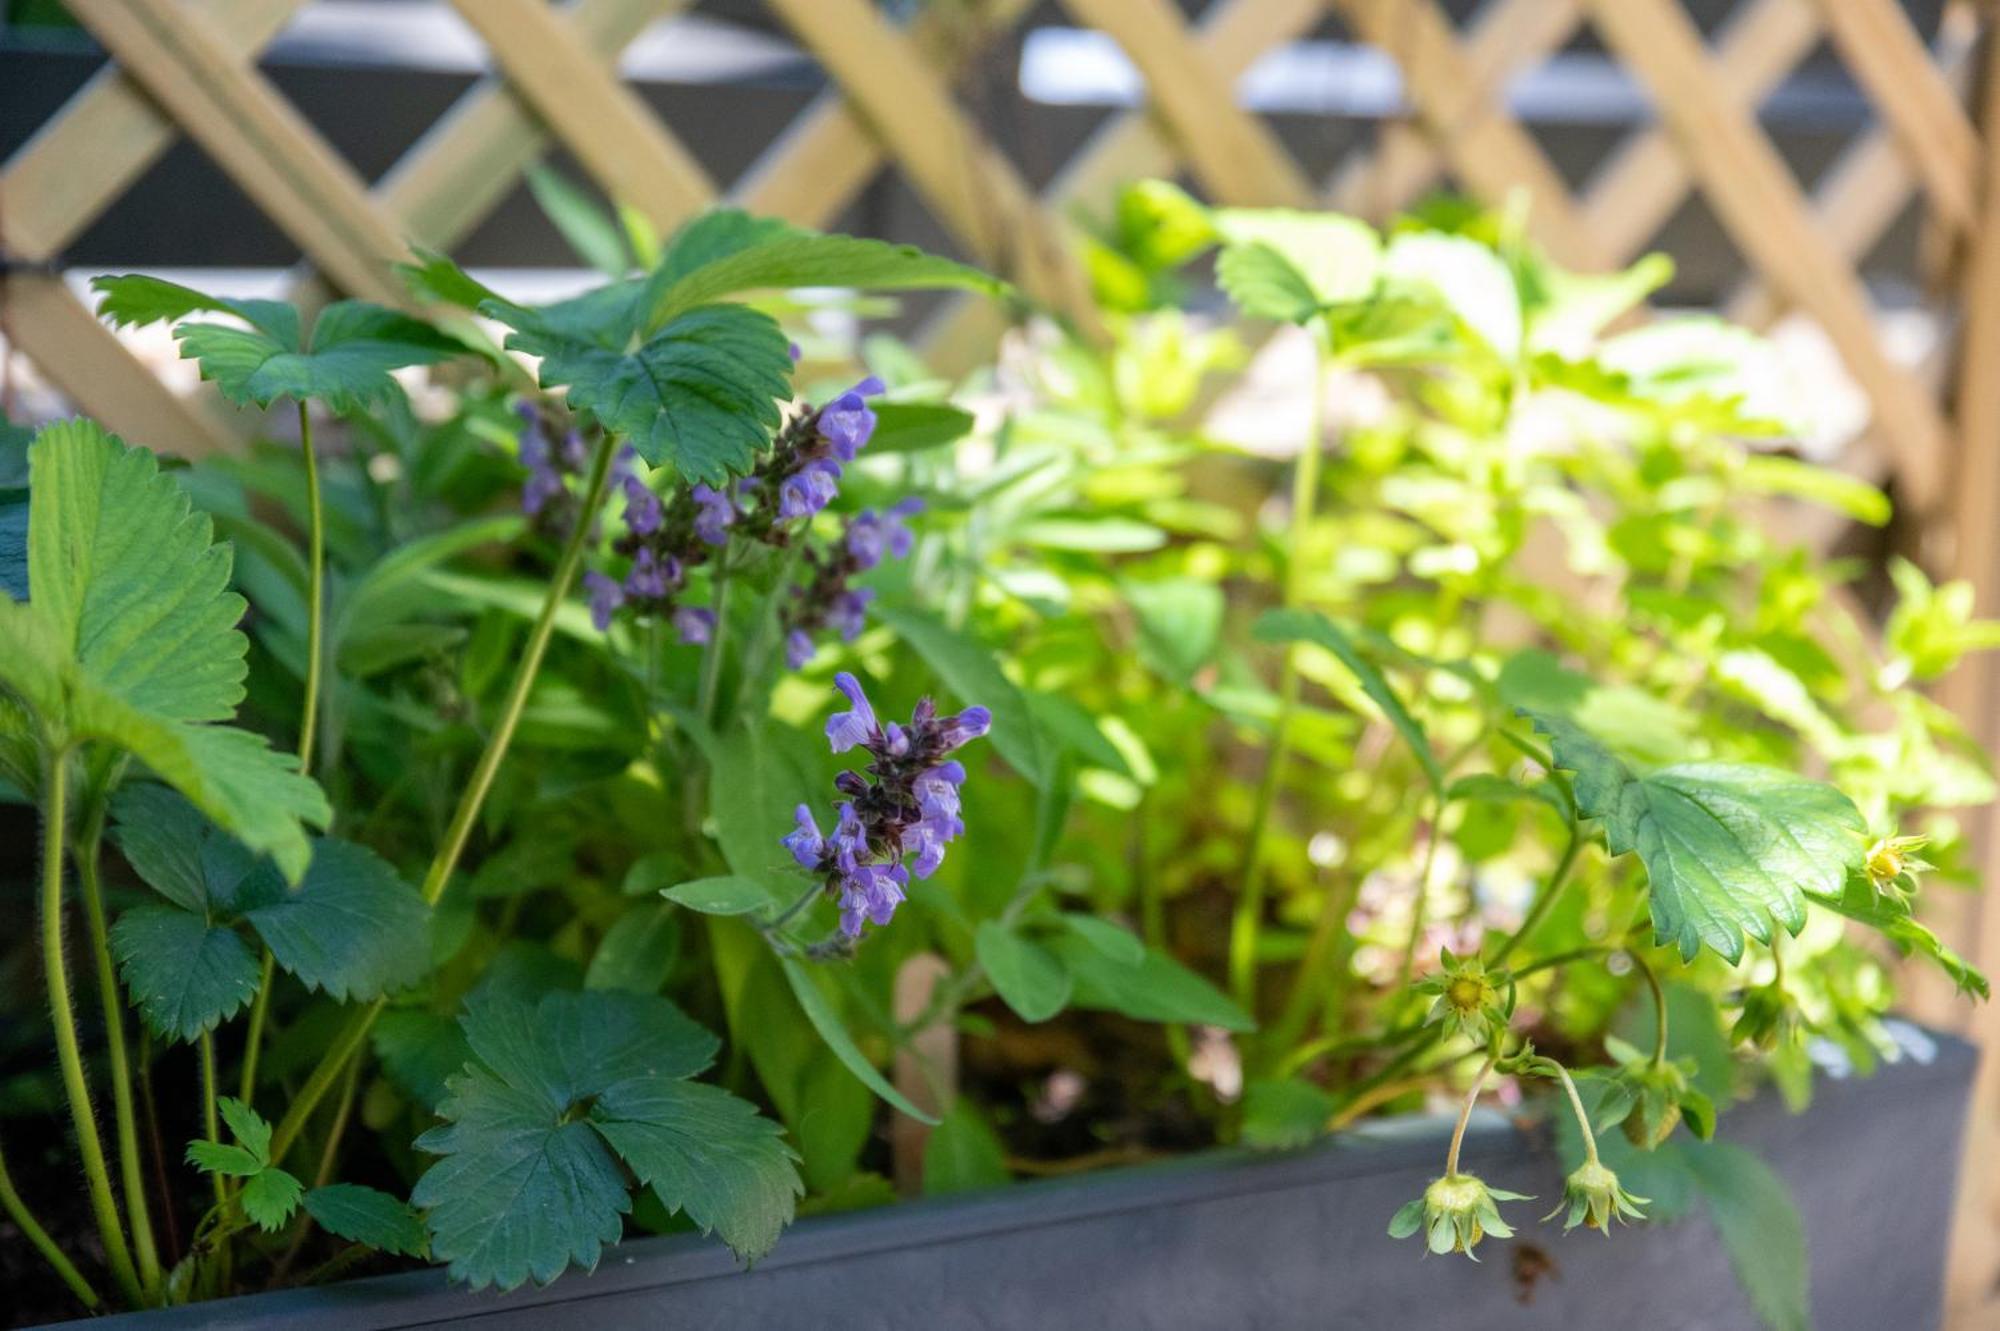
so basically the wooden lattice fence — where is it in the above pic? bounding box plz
[6,0,2000,1320]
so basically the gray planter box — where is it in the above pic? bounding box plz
[53,1028,1973,1330]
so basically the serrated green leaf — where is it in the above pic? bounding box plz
[304,1184,429,1257]
[396,248,505,311]
[217,1096,271,1164]
[30,419,245,722]
[974,922,1071,1023]
[1211,209,1380,323]
[413,989,786,1290]
[237,836,431,1001]
[590,1076,801,1263]
[186,1140,263,1177]
[109,904,260,1042]
[495,301,791,484]
[651,208,798,291]
[778,955,937,1124]
[645,224,1003,330]
[94,278,460,414]
[661,875,777,917]
[12,422,327,878]
[1807,878,1990,998]
[1381,231,1522,357]
[1052,936,1254,1032]
[922,1100,1010,1197]
[1529,710,1867,962]
[1256,609,1443,794]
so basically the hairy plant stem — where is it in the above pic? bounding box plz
[1629,947,1668,1066]
[238,402,327,1132]
[1445,1054,1496,1178]
[74,800,162,1298]
[1395,793,1446,989]
[0,1130,101,1309]
[41,749,144,1305]
[198,1034,225,1209]
[273,428,621,1166]
[1490,822,1582,967]
[1227,342,1326,1008]
[1549,1060,1600,1166]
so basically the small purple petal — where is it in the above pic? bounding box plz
[935,706,991,751]
[785,629,816,671]
[782,804,824,870]
[621,474,664,537]
[817,378,886,461]
[691,484,736,547]
[673,606,716,645]
[825,673,877,752]
[583,570,624,632]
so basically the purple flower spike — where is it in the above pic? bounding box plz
[584,571,624,632]
[831,802,867,873]
[625,546,674,600]
[827,588,874,641]
[825,672,878,753]
[783,805,824,870]
[672,606,716,645]
[621,474,664,537]
[817,377,886,461]
[691,484,736,547]
[785,629,816,671]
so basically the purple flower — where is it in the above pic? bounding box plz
[915,762,965,825]
[559,430,590,472]
[785,629,816,670]
[691,484,735,547]
[584,571,624,632]
[522,468,566,518]
[778,459,842,521]
[624,546,675,600]
[831,801,868,873]
[673,606,716,645]
[827,588,874,641]
[837,862,908,937]
[783,805,824,870]
[621,474,664,537]
[936,706,992,752]
[825,672,878,753]
[818,376,886,462]
[846,498,922,571]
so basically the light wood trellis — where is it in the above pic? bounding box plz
[6,0,2000,1318]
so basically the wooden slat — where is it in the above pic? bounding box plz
[1725,39,1972,330]
[763,0,1100,337]
[1324,0,1583,219]
[1581,0,1821,264]
[918,0,1326,368]
[446,0,714,236]
[1,275,239,456]
[60,0,411,306]
[1333,0,1609,268]
[730,0,1037,228]
[1942,32,2000,1323]
[1057,0,1315,207]
[1808,0,1979,235]
[0,0,306,261]
[375,0,678,249]
[1582,0,1949,511]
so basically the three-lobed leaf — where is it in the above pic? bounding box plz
[304,1184,429,1258]
[412,989,799,1290]
[1529,710,1867,962]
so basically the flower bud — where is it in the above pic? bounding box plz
[1548,1159,1647,1233]
[1388,1173,1531,1260]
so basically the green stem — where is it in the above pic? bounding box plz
[1445,1054,1496,1178]
[74,804,162,1298]
[274,429,622,1167]
[1629,948,1668,1067]
[40,749,144,1306]
[1549,1060,1600,1166]
[198,1034,225,1209]
[419,428,619,907]
[1490,823,1582,967]
[1396,792,1447,989]
[239,951,275,1104]
[698,566,732,724]
[297,399,325,773]
[1265,868,1361,1060]
[0,1130,101,1310]
[1228,343,1326,1008]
